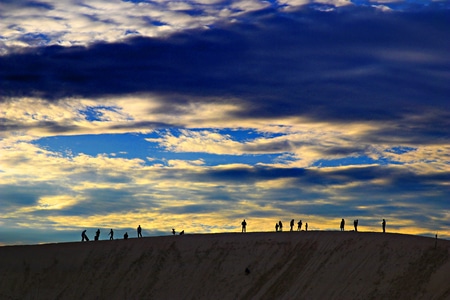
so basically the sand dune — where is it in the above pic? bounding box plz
[0,231,449,299]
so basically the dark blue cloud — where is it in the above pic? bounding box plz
[193,166,308,183]
[53,188,147,216]
[0,185,40,207]
[1,0,55,10]
[365,118,450,145]
[1,6,449,130]
[189,165,450,204]
[0,184,60,210]
[0,118,83,133]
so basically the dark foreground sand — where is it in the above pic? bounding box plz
[0,231,449,300]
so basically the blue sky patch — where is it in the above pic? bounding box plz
[385,146,416,155]
[79,106,123,122]
[33,132,285,166]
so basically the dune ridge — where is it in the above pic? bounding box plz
[1,231,449,299]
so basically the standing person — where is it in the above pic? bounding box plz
[290,219,295,231]
[278,221,283,232]
[382,219,386,233]
[340,219,345,231]
[297,220,302,231]
[305,223,308,231]
[241,219,247,233]
[137,225,142,238]
[109,229,114,240]
[124,232,128,239]
[353,220,358,232]
[95,229,100,241]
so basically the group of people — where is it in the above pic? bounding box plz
[172,228,185,235]
[240,219,309,233]
[340,218,387,232]
[81,225,144,242]
[275,220,309,232]
[239,218,387,234]
[82,218,388,241]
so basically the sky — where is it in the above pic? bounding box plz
[0,0,449,245]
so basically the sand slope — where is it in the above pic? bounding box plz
[0,231,449,300]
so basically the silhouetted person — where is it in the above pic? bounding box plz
[81,230,89,242]
[172,228,176,235]
[290,219,294,231]
[137,225,142,238]
[109,229,114,240]
[435,234,438,249]
[279,221,283,232]
[340,219,345,231]
[275,223,279,232]
[297,220,302,231]
[354,219,358,232]
[382,219,386,233]
[95,229,100,241]
[241,219,247,233]
[180,230,184,235]
[305,223,308,231]
[124,232,128,240]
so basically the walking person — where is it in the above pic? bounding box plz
[109,229,114,240]
[137,225,143,238]
[297,220,302,231]
[81,230,89,242]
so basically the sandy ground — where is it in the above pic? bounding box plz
[0,231,449,300]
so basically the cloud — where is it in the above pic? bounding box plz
[1,132,449,243]
[0,0,278,53]
[0,184,42,209]
[1,6,449,131]
[0,2,449,244]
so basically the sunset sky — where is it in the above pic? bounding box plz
[1,0,449,245]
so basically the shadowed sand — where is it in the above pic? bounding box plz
[1,231,449,299]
